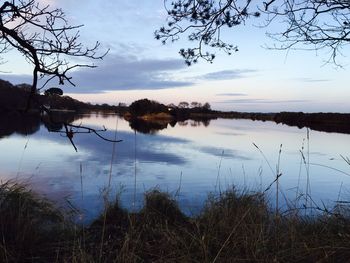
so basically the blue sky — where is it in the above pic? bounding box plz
[1,0,349,112]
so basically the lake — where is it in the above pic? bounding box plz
[1,112,350,222]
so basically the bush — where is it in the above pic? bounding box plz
[129,99,167,116]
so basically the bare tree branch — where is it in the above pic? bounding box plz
[0,0,120,151]
[157,0,350,65]
[0,0,108,101]
[41,105,122,152]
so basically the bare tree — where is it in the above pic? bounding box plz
[264,0,350,63]
[0,0,119,151]
[0,0,106,103]
[156,0,350,64]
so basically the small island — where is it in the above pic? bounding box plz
[122,98,350,134]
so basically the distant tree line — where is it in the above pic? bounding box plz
[177,101,211,111]
[0,79,119,112]
[0,80,212,118]
[129,98,212,117]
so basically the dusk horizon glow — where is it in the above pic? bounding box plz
[1,1,349,113]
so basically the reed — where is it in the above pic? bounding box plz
[2,180,350,262]
[0,181,73,262]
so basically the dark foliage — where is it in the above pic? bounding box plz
[129,118,169,134]
[0,111,40,138]
[0,182,71,262]
[141,190,188,225]
[129,98,168,116]
[0,79,32,111]
[44,87,63,96]
[157,0,350,64]
[274,112,350,134]
[2,182,350,262]
[0,79,116,112]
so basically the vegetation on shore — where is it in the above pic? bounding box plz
[125,98,350,135]
[0,79,121,113]
[1,181,350,262]
[1,78,349,135]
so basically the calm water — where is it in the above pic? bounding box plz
[1,113,350,221]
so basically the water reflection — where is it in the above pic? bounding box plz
[42,111,80,132]
[74,129,188,165]
[128,118,211,134]
[197,146,252,160]
[128,118,172,134]
[0,112,40,138]
[0,113,349,222]
[0,110,86,139]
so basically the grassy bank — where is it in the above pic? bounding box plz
[1,182,350,262]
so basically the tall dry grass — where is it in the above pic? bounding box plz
[1,181,350,262]
[0,181,73,262]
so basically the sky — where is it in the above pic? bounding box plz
[1,0,349,113]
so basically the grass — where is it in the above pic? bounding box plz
[0,181,73,262]
[1,182,350,262]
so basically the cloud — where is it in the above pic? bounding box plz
[72,129,189,165]
[0,54,194,93]
[197,146,252,160]
[0,56,257,95]
[215,132,244,136]
[294,77,331,83]
[65,54,195,93]
[216,93,248,96]
[0,74,32,85]
[199,69,257,81]
[218,99,309,104]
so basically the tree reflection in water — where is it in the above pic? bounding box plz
[128,117,211,134]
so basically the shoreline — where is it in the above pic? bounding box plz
[124,110,350,134]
